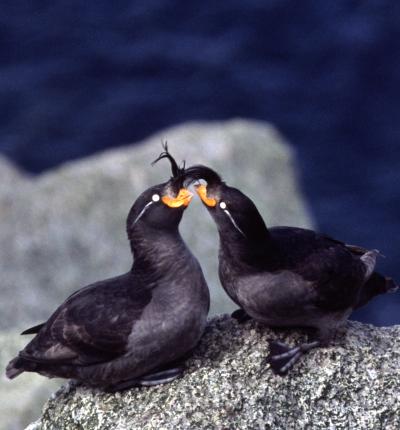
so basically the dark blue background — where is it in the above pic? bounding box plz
[1,1,399,324]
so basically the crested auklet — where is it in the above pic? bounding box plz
[6,147,210,391]
[184,164,398,375]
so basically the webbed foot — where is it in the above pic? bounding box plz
[267,339,320,375]
[105,366,184,392]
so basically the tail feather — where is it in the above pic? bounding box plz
[355,272,398,309]
[6,357,25,379]
[385,277,399,294]
[6,355,43,379]
[360,249,380,280]
[21,322,45,335]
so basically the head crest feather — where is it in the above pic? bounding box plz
[151,142,186,189]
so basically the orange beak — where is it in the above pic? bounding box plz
[195,184,217,207]
[162,188,193,208]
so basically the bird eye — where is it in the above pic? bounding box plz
[219,201,227,209]
[152,194,160,202]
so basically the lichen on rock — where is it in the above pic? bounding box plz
[29,316,400,430]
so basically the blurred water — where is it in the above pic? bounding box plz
[1,1,399,324]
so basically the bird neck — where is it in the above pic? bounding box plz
[129,225,187,275]
[219,226,274,271]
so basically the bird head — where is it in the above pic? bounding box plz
[184,164,268,242]
[126,144,192,237]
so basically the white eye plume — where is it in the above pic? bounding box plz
[131,199,155,227]
[130,193,163,228]
[220,202,246,238]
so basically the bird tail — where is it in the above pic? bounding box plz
[6,356,25,379]
[5,355,40,379]
[355,272,398,309]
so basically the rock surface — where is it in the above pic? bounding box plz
[28,316,400,430]
[0,119,312,331]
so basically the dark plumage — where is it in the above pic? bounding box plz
[6,148,210,391]
[184,164,398,375]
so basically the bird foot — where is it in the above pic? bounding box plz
[105,366,184,392]
[267,339,320,375]
[231,308,252,324]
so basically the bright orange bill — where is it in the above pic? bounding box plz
[162,188,193,208]
[195,184,217,207]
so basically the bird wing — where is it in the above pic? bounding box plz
[271,227,370,255]
[20,276,152,365]
[269,227,367,310]
[293,239,366,311]
[319,233,370,256]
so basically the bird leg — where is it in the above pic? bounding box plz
[105,366,184,392]
[231,308,252,323]
[267,339,320,375]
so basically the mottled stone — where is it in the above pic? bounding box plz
[28,316,400,430]
[0,119,313,331]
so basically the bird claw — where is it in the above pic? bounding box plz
[266,339,300,375]
[266,339,320,375]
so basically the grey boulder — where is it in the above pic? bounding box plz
[27,316,400,430]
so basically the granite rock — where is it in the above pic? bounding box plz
[28,316,400,430]
[0,119,313,331]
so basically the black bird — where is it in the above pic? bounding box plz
[184,164,398,375]
[6,147,210,391]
